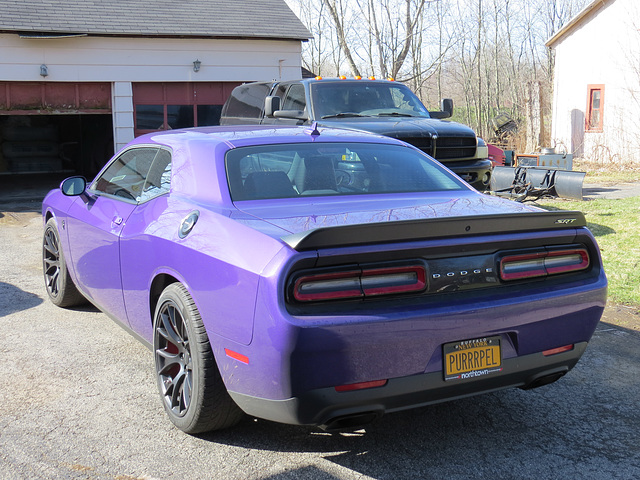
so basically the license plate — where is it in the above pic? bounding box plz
[444,336,502,381]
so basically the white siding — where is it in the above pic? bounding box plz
[550,0,640,164]
[0,34,303,83]
[112,82,135,151]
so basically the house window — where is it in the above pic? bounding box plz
[586,85,604,132]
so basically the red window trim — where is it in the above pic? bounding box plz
[585,84,604,133]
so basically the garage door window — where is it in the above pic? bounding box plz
[136,105,164,130]
[167,105,195,129]
[133,82,240,136]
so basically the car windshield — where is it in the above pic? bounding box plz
[226,142,465,201]
[311,82,430,119]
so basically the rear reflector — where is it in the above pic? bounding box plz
[293,265,426,302]
[335,379,388,392]
[543,345,574,356]
[225,348,249,364]
[500,248,589,281]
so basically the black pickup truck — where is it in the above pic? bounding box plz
[220,78,491,190]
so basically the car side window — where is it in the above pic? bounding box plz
[92,147,170,203]
[273,83,288,101]
[139,149,172,202]
[282,84,306,111]
[223,83,272,121]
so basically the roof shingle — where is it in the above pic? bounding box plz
[0,0,311,40]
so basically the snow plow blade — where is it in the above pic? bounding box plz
[490,166,586,201]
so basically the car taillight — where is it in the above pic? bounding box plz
[361,266,426,296]
[294,270,363,301]
[500,248,589,281]
[293,265,426,302]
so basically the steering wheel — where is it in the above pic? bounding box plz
[335,169,352,187]
[114,188,136,201]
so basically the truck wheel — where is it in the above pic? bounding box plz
[42,218,85,307]
[153,283,244,433]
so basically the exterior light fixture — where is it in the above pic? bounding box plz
[193,60,201,72]
[40,64,48,77]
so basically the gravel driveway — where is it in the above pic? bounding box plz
[1,195,640,479]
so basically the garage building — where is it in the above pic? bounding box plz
[0,0,310,179]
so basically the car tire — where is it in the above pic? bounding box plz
[153,283,244,433]
[42,217,86,308]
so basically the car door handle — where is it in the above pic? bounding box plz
[112,215,123,226]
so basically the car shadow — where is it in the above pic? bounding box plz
[68,303,101,313]
[0,282,43,317]
[198,321,640,479]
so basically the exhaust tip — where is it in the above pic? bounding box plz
[319,411,382,432]
[521,371,566,390]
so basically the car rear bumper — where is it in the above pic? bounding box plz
[228,341,587,429]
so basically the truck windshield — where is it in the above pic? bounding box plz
[226,142,465,201]
[310,82,431,119]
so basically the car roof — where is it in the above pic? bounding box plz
[300,78,401,86]
[124,125,411,207]
[129,124,407,150]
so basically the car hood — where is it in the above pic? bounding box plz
[232,191,540,239]
[316,117,476,139]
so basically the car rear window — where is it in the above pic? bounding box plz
[225,142,465,201]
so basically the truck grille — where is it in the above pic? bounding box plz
[403,136,477,160]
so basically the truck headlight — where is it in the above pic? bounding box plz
[476,137,489,159]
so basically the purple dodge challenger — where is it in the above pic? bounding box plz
[42,125,607,433]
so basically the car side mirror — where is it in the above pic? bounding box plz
[264,96,281,117]
[60,176,87,196]
[429,98,454,119]
[273,109,308,121]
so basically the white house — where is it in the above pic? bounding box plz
[0,0,310,177]
[546,0,640,165]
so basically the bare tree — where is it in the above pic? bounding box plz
[288,0,590,146]
[321,0,361,76]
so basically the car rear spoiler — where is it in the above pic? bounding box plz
[281,211,587,251]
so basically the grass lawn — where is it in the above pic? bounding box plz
[534,196,640,308]
[574,160,640,184]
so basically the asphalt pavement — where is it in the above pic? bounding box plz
[582,181,640,200]
[0,184,639,479]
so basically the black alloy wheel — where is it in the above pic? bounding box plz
[155,295,194,418]
[42,218,84,307]
[153,283,243,433]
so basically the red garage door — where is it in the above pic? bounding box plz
[0,82,112,177]
[133,82,240,137]
[0,82,111,113]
